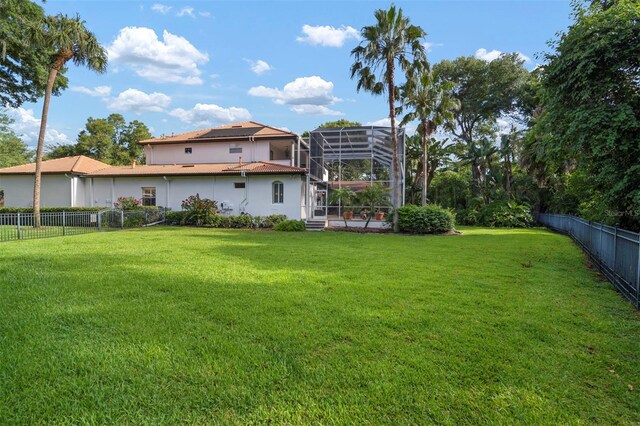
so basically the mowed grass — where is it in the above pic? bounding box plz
[0,227,638,424]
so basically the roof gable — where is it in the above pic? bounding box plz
[139,121,298,145]
[0,156,111,175]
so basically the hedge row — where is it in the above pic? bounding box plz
[165,211,289,229]
[396,204,455,234]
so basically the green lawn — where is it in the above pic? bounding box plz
[1,227,638,424]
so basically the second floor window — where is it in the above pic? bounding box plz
[229,144,242,154]
[185,147,192,154]
[142,187,156,206]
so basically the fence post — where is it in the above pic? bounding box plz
[16,212,21,240]
[98,211,102,231]
[62,211,66,236]
[613,227,618,269]
[121,210,124,229]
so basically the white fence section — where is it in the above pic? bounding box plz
[537,213,639,309]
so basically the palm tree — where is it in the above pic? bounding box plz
[350,5,426,232]
[400,68,459,205]
[32,14,107,227]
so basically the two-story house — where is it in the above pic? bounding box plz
[0,122,309,219]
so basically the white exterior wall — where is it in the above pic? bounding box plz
[145,140,276,165]
[86,174,305,219]
[1,173,306,220]
[0,174,81,207]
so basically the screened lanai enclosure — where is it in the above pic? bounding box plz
[306,126,405,220]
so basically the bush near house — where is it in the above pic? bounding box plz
[181,194,218,226]
[273,219,306,232]
[396,204,455,234]
[113,196,142,210]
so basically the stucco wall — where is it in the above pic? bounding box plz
[144,139,297,165]
[86,174,305,219]
[0,175,74,207]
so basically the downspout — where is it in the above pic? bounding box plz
[297,136,301,168]
[163,176,170,209]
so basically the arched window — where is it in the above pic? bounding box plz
[272,181,284,204]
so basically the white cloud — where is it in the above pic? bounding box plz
[423,41,443,53]
[151,3,171,14]
[107,88,172,113]
[169,103,251,126]
[296,25,360,48]
[108,27,209,85]
[290,105,343,116]
[198,11,211,17]
[244,59,272,75]
[5,107,70,147]
[475,48,531,63]
[248,76,338,106]
[365,117,416,135]
[70,85,112,97]
[177,6,195,18]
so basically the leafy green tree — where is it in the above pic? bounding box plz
[0,110,33,167]
[0,0,68,107]
[400,67,459,204]
[47,114,152,165]
[537,0,640,230]
[32,14,107,227]
[317,119,362,128]
[351,4,427,231]
[435,55,530,196]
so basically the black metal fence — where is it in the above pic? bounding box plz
[537,213,640,309]
[0,209,165,242]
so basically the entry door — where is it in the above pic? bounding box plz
[313,189,327,219]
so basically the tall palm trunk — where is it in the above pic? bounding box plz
[420,118,428,206]
[33,51,71,228]
[387,59,400,232]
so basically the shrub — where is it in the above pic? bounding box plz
[396,204,455,234]
[165,211,186,225]
[274,219,306,232]
[477,200,533,228]
[181,194,218,226]
[114,196,142,210]
[262,214,287,229]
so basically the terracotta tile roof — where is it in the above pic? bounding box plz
[85,161,307,177]
[0,156,111,175]
[139,121,298,145]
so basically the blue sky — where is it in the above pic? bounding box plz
[8,0,572,148]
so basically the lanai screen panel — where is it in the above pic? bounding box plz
[308,126,405,184]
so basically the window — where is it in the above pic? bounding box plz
[229,144,242,154]
[272,181,284,204]
[234,182,245,189]
[185,147,192,154]
[0,190,4,208]
[142,187,156,206]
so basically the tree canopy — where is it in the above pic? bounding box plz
[0,0,68,107]
[47,114,152,165]
[534,0,640,229]
[0,109,33,168]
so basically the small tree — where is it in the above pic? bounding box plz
[329,187,357,226]
[358,184,389,228]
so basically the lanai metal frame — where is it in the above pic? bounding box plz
[307,126,405,218]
